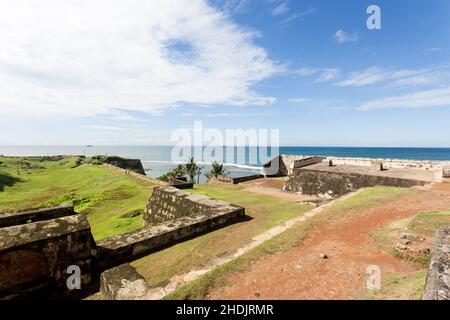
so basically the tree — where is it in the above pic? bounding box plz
[184,157,201,183]
[157,164,186,182]
[171,164,186,178]
[207,161,227,178]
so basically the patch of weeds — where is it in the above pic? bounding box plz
[408,211,450,237]
[362,270,426,300]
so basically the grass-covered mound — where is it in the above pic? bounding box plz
[0,155,158,239]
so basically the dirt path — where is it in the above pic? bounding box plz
[241,178,320,203]
[209,183,450,300]
[143,190,364,299]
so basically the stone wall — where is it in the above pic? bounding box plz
[0,189,245,299]
[281,155,449,176]
[100,263,149,300]
[168,177,194,189]
[92,155,146,175]
[423,226,450,300]
[97,187,244,268]
[284,168,427,198]
[262,155,288,176]
[0,204,75,228]
[0,206,97,299]
[208,174,264,185]
[444,165,450,178]
[144,186,243,226]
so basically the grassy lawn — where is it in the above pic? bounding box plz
[165,186,417,300]
[130,183,313,288]
[0,156,158,239]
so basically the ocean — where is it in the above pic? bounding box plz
[1,146,450,182]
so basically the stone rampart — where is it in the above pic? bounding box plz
[284,167,427,197]
[95,186,244,268]
[144,186,243,226]
[0,204,76,228]
[423,226,450,300]
[0,207,96,299]
[208,174,263,185]
[281,155,449,176]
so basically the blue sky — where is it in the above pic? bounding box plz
[0,0,449,146]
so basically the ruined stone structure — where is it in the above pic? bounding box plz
[144,186,243,225]
[168,177,193,189]
[262,155,288,177]
[0,205,96,299]
[92,155,146,175]
[208,174,264,185]
[281,154,450,177]
[424,226,450,300]
[0,186,244,299]
[96,186,244,269]
[284,164,429,198]
[100,263,149,300]
[444,165,450,178]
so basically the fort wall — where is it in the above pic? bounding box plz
[423,226,450,300]
[284,167,427,197]
[281,155,449,176]
[0,206,96,299]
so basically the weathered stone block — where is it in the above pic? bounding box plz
[0,204,75,228]
[144,186,243,226]
[0,214,96,298]
[100,264,149,300]
[424,226,450,300]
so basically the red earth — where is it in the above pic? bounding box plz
[209,183,450,300]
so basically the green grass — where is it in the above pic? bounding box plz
[130,183,313,289]
[165,186,416,300]
[0,156,157,239]
[369,210,450,299]
[371,210,450,266]
[408,210,450,237]
[358,270,427,300]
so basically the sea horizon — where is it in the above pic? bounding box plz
[2,145,450,182]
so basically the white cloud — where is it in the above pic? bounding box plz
[80,125,124,131]
[0,0,281,118]
[359,86,450,110]
[336,66,444,87]
[295,67,340,82]
[272,2,289,16]
[333,30,358,43]
[278,8,317,28]
[316,69,340,82]
[288,98,310,104]
[221,0,252,14]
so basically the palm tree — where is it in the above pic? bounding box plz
[171,164,186,178]
[158,164,186,182]
[207,161,226,178]
[184,157,200,183]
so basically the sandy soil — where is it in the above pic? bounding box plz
[209,183,450,300]
[241,178,320,203]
